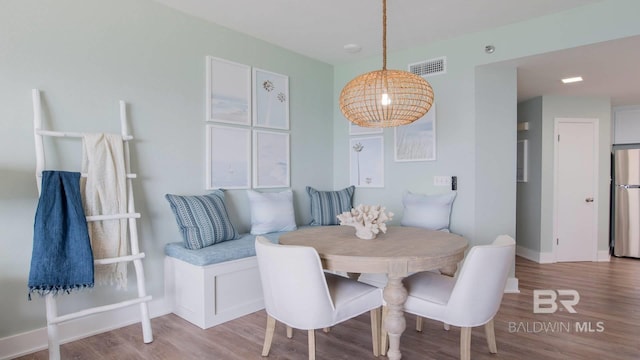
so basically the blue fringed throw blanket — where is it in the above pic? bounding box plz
[28,171,94,298]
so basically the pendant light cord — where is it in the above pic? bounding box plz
[382,0,387,70]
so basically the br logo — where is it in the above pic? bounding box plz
[533,289,580,314]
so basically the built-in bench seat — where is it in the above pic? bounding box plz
[164,231,288,329]
[163,186,362,329]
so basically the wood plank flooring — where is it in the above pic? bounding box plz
[15,256,640,359]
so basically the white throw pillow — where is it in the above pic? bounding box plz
[400,191,456,231]
[247,189,297,235]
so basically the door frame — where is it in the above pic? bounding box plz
[552,117,599,262]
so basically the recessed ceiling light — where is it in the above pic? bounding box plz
[343,44,362,53]
[562,76,583,84]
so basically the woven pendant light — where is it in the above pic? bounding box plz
[340,0,434,128]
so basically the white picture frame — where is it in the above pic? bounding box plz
[253,68,289,130]
[206,56,251,125]
[206,124,251,189]
[349,122,383,135]
[517,139,528,182]
[253,130,290,188]
[394,104,436,162]
[349,136,384,188]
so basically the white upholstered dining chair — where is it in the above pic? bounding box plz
[255,236,383,360]
[383,235,515,360]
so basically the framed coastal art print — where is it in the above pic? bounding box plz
[206,124,251,189]
[394,104,436,162]
[349,136,384,188]
[253,68,289,130]
[206,56,251,125]
[253,129,290,188]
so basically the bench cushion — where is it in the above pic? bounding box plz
[164,231,286,266]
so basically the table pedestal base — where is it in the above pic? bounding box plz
[383,276,408,360]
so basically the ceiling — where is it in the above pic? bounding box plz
[510,35,640,106]
[154,0,640,106]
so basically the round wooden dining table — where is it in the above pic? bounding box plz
[279,225,468,360]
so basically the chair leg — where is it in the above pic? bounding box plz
[262,315,276,356]
[308,329,316,360]
[416,316,423,332]
[485,318,497,354]
[460,327,471,360]
[380,306,388,356]
[370,307,381,356]
[286,325,293,339]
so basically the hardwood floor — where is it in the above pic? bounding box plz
[16,256,640,359]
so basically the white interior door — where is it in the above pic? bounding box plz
[554,118,599,262]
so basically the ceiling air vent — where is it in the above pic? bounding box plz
[408,56,447,77]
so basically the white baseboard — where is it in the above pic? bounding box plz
[0,297,172,360]
[597,250,611,262]
[517,246,611,263]
[505,277,520,293]
[516,245,554,263]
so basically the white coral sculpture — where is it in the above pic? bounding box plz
[337,204,394,240]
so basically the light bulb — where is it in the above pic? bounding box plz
[381,93,391,106]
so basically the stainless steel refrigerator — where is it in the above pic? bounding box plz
[611,147,640,258]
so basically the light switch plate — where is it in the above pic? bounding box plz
[434,176,451,186]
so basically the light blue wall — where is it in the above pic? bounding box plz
[474,65,518,243]
[0,0,333,338]
[516,95,611,257]
[333,0,640,246]
[2,0,640,343]
[333,51,479,239]
[517,98,544,252]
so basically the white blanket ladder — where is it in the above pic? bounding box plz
[32,89,153,360]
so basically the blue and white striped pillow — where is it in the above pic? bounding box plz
[306,185,355,226]
[165,190,239,250]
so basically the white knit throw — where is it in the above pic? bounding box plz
[81,133,128,289]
